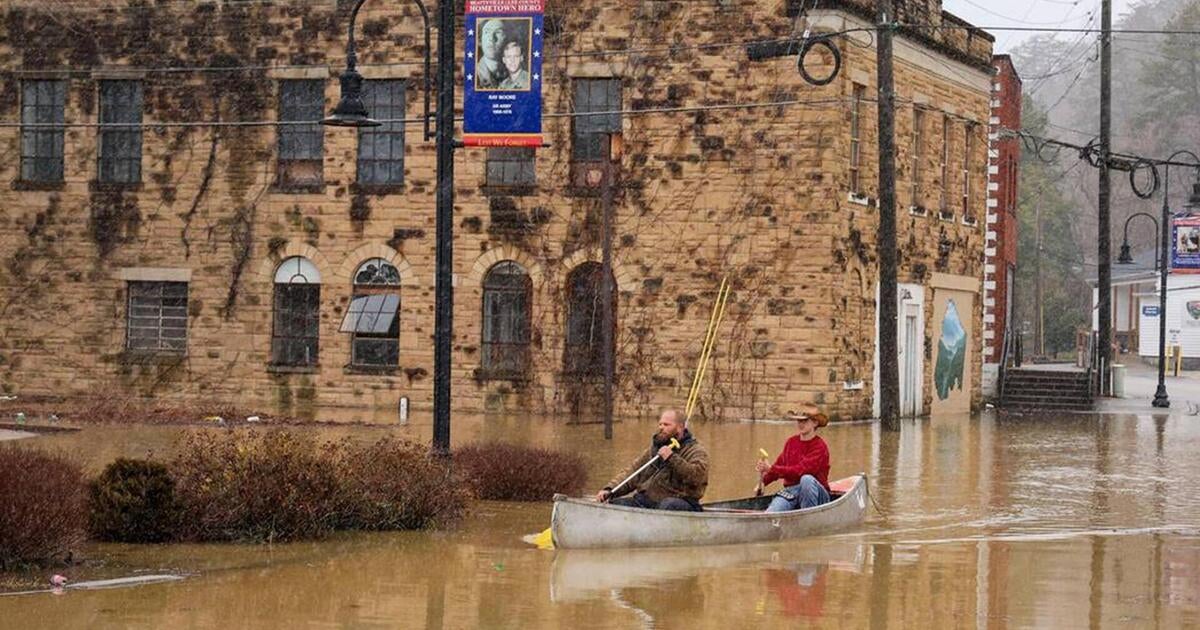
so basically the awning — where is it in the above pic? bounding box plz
[339,294,400,334]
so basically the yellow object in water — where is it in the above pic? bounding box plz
[530,527,554,549]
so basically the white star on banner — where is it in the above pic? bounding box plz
[533,73,540,81]
[467,51,473,58]
[467,74,473,81]
[468,29,474,36]
[533,51,541,58]
[535,28,541,35]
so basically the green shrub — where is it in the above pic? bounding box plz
[335,438,470,530]
[88,458,179,543]
[171,431,339,543]
[455,443,588,501]
[0,446,86,569]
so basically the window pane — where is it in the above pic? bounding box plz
[357,80,406,185]
[21,80,64,183]
[273,284,320,365]
[486,147,536,187]
[99,83,143,183]
[278,80,324,186]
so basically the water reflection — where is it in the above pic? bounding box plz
[3,411,1200,628]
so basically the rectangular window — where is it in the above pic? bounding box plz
[1008,154,1018,212]
[20,80,66,183]
[572,78,622,162]
[126,281,188,354]
[277,79,324,188]
[940,114,952,217]
[911,108,924,207]
[849,84,865,194]
[98,80,143,184]
[486,147,536,188]
[962,123,974,219]
[272,284,320,366]
[356,79,405,186]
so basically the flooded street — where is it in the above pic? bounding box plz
[3,411,1200,628]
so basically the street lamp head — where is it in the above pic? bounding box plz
[1117,242,1134,264]
[323,67,381,128]
[1187,180,1200,213]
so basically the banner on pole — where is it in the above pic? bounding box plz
[1173,215,1200,273]
[463,1,544,147]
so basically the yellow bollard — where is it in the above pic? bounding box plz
[1173,345,1183,377]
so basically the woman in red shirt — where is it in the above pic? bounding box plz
[755,405,831,512]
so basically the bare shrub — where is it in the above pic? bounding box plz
[88,458,179,543]
[0,446,86,569]
[454,443,588,501]
[171,431,339,542]
[334,438,470,530]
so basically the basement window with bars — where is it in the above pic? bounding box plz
[340,258,402,368]
[126,281,188,354]
[357,80,405,186]
[481,261,532,378]
[272,256,321,367]
[98,80,143,184]
[277,80,325,189]
[20,80,65,183]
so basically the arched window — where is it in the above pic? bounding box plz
[564,262,615,376]
[482,261,532,377]
[340,258,401,367]
[272,256,321,366]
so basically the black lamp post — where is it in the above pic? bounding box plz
[1150,151,1200,409]
[1116,212,1158,268]
[324,0,453,453]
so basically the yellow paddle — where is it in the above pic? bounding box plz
[754,448,769,496]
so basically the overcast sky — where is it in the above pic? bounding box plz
[941,0,1138,53]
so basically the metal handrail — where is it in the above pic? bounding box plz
[997,325,1012,402]
[1087,331,1100,396]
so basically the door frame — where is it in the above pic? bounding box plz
[873,283,926,418]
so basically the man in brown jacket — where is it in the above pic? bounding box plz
[594,409,709,511]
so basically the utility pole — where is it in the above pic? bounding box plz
[1097,0,1113,395]
[1035,197,1044,357]
[600,161,616,439]
[432,0,456,453]
[876,0,900,429]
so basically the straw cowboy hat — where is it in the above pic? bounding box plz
[785,404,829,428]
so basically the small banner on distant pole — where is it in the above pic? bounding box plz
[1173,215,1200,273]
[463,0,544,147]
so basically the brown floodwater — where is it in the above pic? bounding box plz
[3,411,1200,629]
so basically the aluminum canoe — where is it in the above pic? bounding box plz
[550,474,868,549]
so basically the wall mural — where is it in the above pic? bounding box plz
[935,299,967,400]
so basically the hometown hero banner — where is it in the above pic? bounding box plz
[1173,215,1200,273]
[463,0,544,147]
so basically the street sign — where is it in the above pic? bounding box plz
[1143,305,1160,317]
[463,0,544,147]
[1172,215,1200,273]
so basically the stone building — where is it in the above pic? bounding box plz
[981,54,1021,397]
[0,0,992,422]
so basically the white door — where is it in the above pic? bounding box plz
[901,307,922,417]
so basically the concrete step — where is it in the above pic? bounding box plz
[999,399,1096,412]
